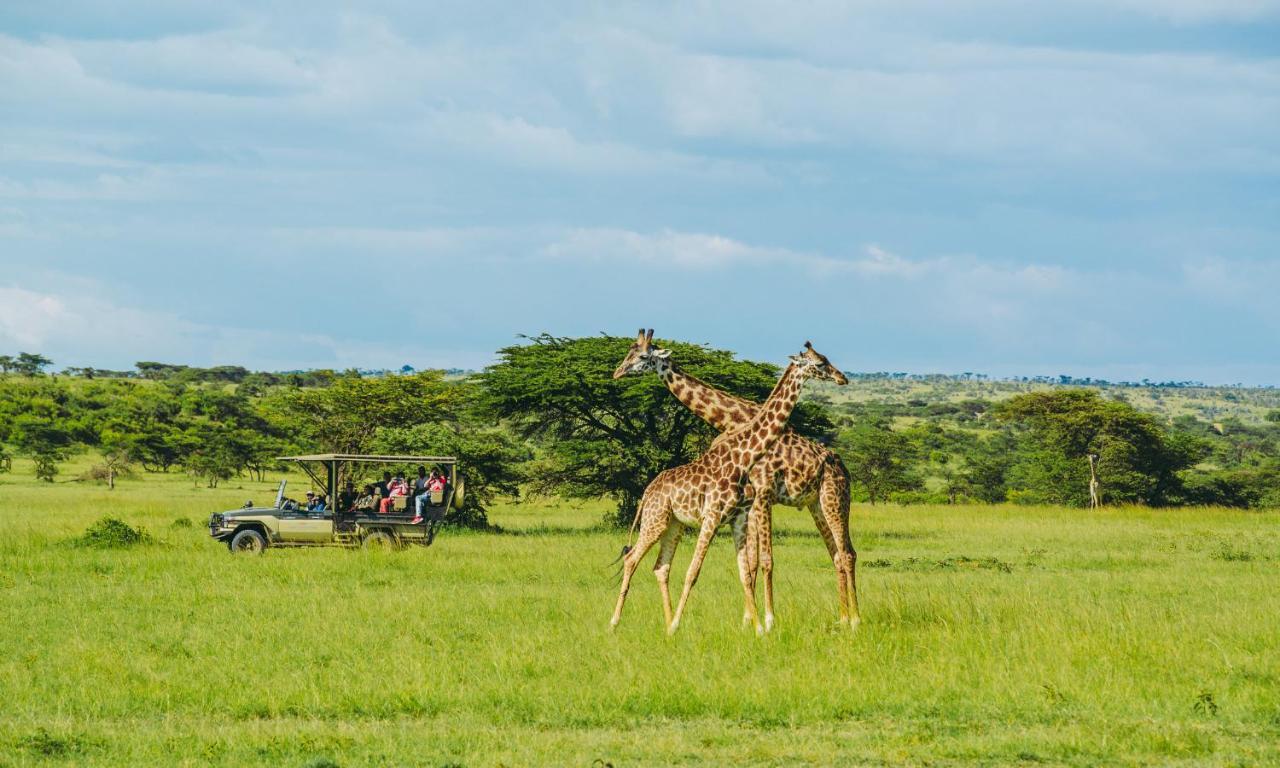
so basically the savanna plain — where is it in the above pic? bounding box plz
[1,460,1277,767]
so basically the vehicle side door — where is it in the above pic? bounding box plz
[276,510,334,542]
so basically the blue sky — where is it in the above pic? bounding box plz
[1,1,1278,383]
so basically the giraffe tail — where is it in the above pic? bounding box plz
[609,495,647,570]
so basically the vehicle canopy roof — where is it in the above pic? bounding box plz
[279,453,457,464]
[277,454,459,497]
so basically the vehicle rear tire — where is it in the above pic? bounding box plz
[229,528,267,555]
[362,530,398,551]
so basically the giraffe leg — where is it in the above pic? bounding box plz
[820,462,860,630]
[731,505,757,630]
[610,513,667,630]
[731,502,763,635]
[653,524,684,629]
[755,494,776,633]
[669,513,722,634]
[807,497,843,622]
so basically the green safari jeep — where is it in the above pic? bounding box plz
[208,454,464,554]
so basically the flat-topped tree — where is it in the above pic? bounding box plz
[476,333,833,528]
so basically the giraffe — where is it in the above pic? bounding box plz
[613,330,860,631]
[1087,453,1101,509]
[610,341,846,634]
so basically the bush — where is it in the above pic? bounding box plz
[75,517,153,549]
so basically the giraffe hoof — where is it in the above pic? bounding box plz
[849,616,862,633]
[754,624,765,637]
[667,620,680,635]
[764,615,775,633]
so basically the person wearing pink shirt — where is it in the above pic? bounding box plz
[379,474,409,514]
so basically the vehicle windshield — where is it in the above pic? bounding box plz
[275,480,287,509]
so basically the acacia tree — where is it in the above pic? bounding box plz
[998,390,1204,506]
[267,371,465,454]
[835,421,921,504]
[14,353,53,376]
[475,334,833,526]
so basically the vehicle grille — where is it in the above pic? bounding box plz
[209,514,223,534]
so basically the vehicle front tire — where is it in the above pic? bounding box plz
[229,528,267,555]
[362,530,398,551]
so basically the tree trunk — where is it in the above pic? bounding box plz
[108,468,115,490]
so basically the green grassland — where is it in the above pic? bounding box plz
[2,459,1278,766]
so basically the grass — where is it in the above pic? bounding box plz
[1,458,1278,766]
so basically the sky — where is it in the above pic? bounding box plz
[1,1,1278,383]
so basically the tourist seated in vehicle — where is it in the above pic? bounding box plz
[428,468,447,495]
[376,471,392,498]
[338,480,357,511]
[411,465,431,516]
[353,484,377,512]
[304,491,317,510]
[379,474,409,514]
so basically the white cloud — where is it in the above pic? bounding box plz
[0,282,491,370]
[576,24,1280,170]
[544,228,942,276]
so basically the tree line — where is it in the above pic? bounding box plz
[1,339,1277,527]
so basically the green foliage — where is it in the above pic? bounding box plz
[0,382,84,480]
[11,351,54,376]
[74,517,154,549]
[962,431,1018,503]
[835,421,922,504]
[267,372,464,455]
[998,390,1204,506]
[476,333,834,526]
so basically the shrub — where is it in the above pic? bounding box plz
[75,517,153,549]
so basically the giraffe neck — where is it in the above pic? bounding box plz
[730,361,808,470]
[656,359,759,433]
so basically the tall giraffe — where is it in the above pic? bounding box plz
[614,330,859,631]
[1087,453,1101,509]
[610,341,846,634]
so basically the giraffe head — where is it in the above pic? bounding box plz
[789,341,848,385]
[612,328,671,379]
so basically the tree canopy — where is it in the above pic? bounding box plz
[476,334,834,525]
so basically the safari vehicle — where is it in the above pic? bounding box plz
[208,454,464,554]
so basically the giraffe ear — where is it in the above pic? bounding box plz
[653,348,672,359]
[788,354,805,365]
